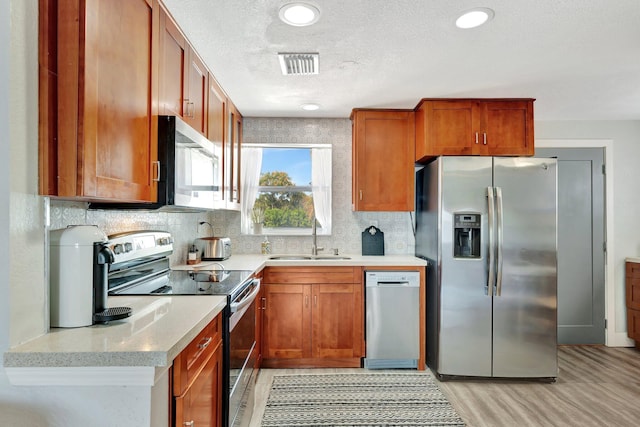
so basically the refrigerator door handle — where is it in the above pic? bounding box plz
[487,186,496,296]
[495,186,504,297]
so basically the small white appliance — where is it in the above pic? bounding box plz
[49,225,131,328]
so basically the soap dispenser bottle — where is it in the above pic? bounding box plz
[261,236,271,255]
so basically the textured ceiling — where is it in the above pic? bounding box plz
[162,0,640,120]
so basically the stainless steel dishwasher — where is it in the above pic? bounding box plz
[364,270,420,369]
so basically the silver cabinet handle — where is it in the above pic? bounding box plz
[483,132,487,145]
[495,187,504,297]
[152,161,160,182]
[314,295,317,307]
[487,187,496,296]
[184,421,194,426]
[197,337,212,350]
[475,132,479,144]
[305,295,309,307]
[183,99,190,117]
[359,190,363,200]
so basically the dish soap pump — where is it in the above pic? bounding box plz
[187,244,199,265]
[261,236,271,255]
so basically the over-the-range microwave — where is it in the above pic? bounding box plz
[90,115,222,212]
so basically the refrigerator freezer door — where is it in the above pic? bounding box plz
[492,157,558,378]
[438,157,493,377]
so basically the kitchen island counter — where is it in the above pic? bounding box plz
[3,295,226,370]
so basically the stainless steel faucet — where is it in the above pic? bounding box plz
[311,216,324,256]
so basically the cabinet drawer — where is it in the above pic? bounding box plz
[627,308,640,342]
[174,314,222,396]
[264,266,360,284]
[626,262,640,278]
[626,277,640,310]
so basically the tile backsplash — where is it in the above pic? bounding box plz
[49,117,415,264]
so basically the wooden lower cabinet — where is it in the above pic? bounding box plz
[626,261,640,348]
[262,267,364,368]
[173,314,223,427]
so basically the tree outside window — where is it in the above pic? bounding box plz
[241,144,332,236]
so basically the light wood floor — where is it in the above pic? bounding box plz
[249,346,640,427]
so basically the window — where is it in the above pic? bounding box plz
[241,143,331,236]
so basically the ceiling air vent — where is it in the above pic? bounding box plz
[278,53,319,75]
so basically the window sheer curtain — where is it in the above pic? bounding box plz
[241,147,262,234]
[311,147,332,235]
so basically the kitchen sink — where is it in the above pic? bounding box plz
[268,255,351,261]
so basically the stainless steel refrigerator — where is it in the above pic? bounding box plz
[415,156,557,380]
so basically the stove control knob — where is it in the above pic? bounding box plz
[124,242,133,253]
[113,244,124,255]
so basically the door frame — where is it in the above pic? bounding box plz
[536,139,629,347]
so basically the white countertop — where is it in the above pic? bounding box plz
[3,295,226,368]
[172,253,428,271]
[4,253,425,371]
[626,257,640,263]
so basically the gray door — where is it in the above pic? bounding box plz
[493,157,558,378]
[536,148,606,344]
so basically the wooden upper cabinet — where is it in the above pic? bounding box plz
[351,109,415,211]
[207,75,226,147]
[225,100,242,210]
[207,75,227,206]
[159,5,186,117]
[185,49,208,135]
[415,98,535,161]
[159,4,207,135]
[47,0,159,201]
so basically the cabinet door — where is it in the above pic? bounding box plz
[482,100,534,156]
[174,343,222,427]
[57,0,158,201]
[352,110,414,211]
[224,102,242,210]
[185,48,208,135]
[255,280,265,368]
[626,263,640,311]
[159,5,186,117]
[415,100,478,159]
[207,75,226,206]
[263,284,311,359]
[628,309,640,342]
[312,284,364,358]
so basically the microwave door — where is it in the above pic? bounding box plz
[175,144,221,209]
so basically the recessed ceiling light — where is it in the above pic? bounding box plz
[456,8,494,29]
[301,103,320,111]
[279,2,321,27]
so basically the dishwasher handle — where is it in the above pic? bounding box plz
[369,281,419,287]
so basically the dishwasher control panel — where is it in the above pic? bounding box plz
[365,271,420,287]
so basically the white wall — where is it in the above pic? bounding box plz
[536,120,640,346]
[8,0,46,348]
[1,0,12,356]
[1,0,52,424]
[218,117,416,256]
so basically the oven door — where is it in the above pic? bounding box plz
[228,279,260,427]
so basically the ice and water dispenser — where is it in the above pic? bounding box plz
[453,213,481,258]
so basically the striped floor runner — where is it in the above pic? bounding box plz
[261,372,465,426]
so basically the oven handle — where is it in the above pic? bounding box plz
[230,279,261,313]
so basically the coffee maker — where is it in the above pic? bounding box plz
[50,225,131,327]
